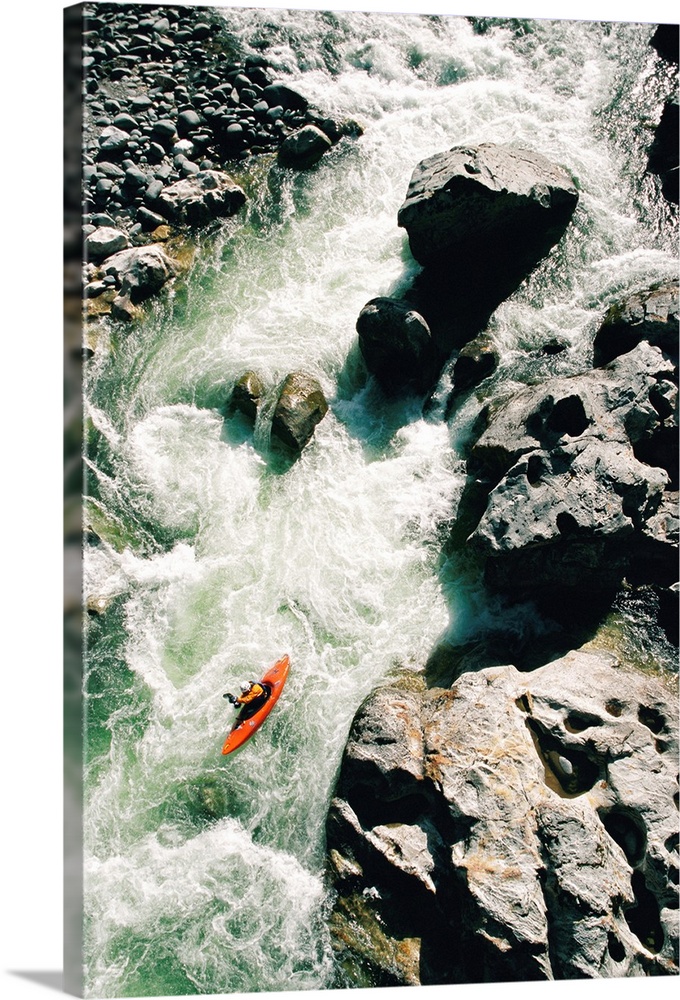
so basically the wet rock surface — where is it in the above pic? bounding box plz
[230,371,264,421]
[271,372,329,454]
[356,297,438,394]
[327,649,679,985]
[277,124,333,169]
[593,281,679,369]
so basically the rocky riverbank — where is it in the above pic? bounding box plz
[79,2,362,326]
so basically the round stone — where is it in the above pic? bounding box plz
[85,226,129,261]
[113,113,138,131]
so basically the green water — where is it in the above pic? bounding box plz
[81,9,677,997]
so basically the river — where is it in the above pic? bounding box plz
[81,4,677,996]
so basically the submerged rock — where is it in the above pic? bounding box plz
[277,125,333,169]
[327,649,679,986]
[230,371,264,421]
[270,372,329,454]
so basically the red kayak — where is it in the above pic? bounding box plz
[221,655,290,755]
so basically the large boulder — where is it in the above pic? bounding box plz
[356,297,438,393]
[462,341,677,597]
[156,170,246,226]
[326,649,679,986]
[398,144,579,269]
[396,144,579,352]
[270,372,329,454]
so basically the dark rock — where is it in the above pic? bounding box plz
[144,178,164,203]
[452,333,499,392]
[262,83,309,114]
[356,297,437,394]
[307,109,364,143]
[179,159,201,177]
[124,165,148,188]
[397,144,579,353]
[650,24,679,64]
[231,371,264,420]
[84,280,109,299]
[113,113,138,132]
[137,206,167,231]
[593,281,679,368]
[147,141,167,163]
[131,95,154,112]
[156,170,246,227]
[656,581,680,645]
[93,177,114,203]
[87,213,116,228]
[247,65,273,89]
[277,125,333,169]
[271,372,329,453]
[541,338,569,356]
[398,143,578,270]
[177,109,202,136]
[151,119,178,144]
[96,161,125,179]
[647,97,679,205]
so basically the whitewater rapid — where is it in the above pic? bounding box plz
[82,8,676,996]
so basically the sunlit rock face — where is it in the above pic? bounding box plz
[327,650,679,986]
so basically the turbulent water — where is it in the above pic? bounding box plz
[82,8,677,997]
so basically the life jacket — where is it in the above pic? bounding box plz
[236,682,266,706]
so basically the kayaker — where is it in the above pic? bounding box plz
[224,680,270,713]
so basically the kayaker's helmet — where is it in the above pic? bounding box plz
[240,683,250,693]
